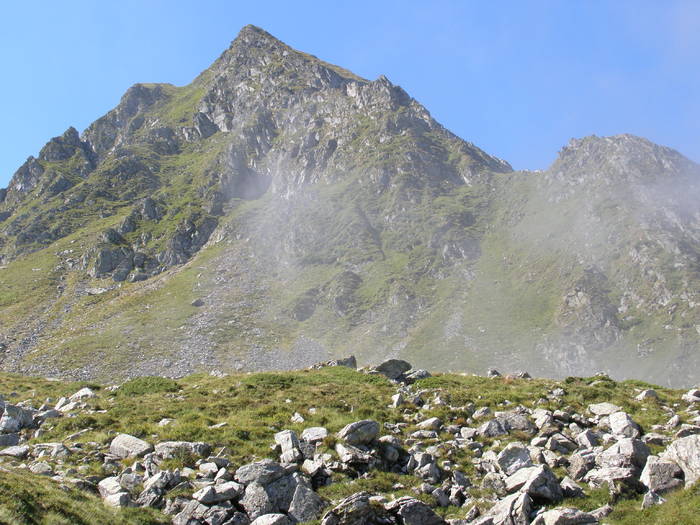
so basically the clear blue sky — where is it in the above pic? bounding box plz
[2,1,699,186]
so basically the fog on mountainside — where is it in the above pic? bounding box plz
[0,26,698,387]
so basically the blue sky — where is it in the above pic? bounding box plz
[1,1,699,186]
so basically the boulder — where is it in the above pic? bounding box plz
[497,412,537,434]
[274,430,302,464]
[321,491,388,525]
[385,496,446,524]
[172,500,209,525]
[608,412,640,438]
[192,481,244,504]
[336,443,373,465]
[301,426,328,444]
[531,507,598,524]
[250,515,291,525]
[661,434,700,487]
[635,389,658,401]
[596,438,650,469]
[98,476,123,499]
[681,389,700,403]
[0,434,19,447]
[69,387,96,401]
[639,455,684,494]
[109,434,153,459]
[417,417,442,431]
[337,420,380,445]
[641,490,666,509]
[240,482,276,520]
[154,441,211,460]
[588,402,620,416]
[0,445,29,458]
[473,492,531,525]
[0,404,35,433]
[505,465,563,503]
[103,492,131,508]
[373,359,412,380]
[288,482,326,522]
[235,459,287,485]
[478,419,508,438]
[584,467,639,490]
[497,442,533,476]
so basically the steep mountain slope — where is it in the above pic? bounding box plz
[0,26,698,386]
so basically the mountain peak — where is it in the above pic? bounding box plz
[550,133,696,183]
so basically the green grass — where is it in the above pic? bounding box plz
[607,482,700,525]
[0,470,168,525]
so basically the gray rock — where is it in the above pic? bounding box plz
[173,499,209,525]
[560,476,585,498]
[385,496,446,524]
[337,419,380,445]
[473,492,531,525]
[641,490,666,509]
[193,480,244,503]
[609,412,640,438]
[478,419,508,438]
[0,433,19,447]
[143,470,179,491]
[235,459,287,485]
[274,429,302,463]
[104,492,132,508]
[547,433,578,454]
[301,426,328,444]
[266,473,304,512]
[505,465,563,503]
[250,515,291,525]
[98,476,123,499]
[154,440,211,459]
[109,434,153,458]
[681,389,700,403]
[29,461,53,475]
[336,442,373,464]
[417,417,442,431]
[497,442,533,475]
[404,369,432,383]
[497,412,536,434]
[639,455,684,494]
[288,482,326,522]
[321,491,387,525]
[584,467,639,489]
[635,389,658,401]
[69,387,96,401]
[661,434,700,487]
[531,507,598,524]
[0,445,29,458]
[374,359,412,380]
[241,482,276,519]
[588,402,620,416]
[0,404,34,433]
[597,438,650,469]
[575,429,599,449]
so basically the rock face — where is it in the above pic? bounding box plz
[1,25,700,387]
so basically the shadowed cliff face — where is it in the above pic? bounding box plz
[0,26,698,386]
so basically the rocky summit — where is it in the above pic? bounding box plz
[0,25,699,387]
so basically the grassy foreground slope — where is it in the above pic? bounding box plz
[0,367,698,523]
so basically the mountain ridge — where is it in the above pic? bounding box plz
[0,25,698,387]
